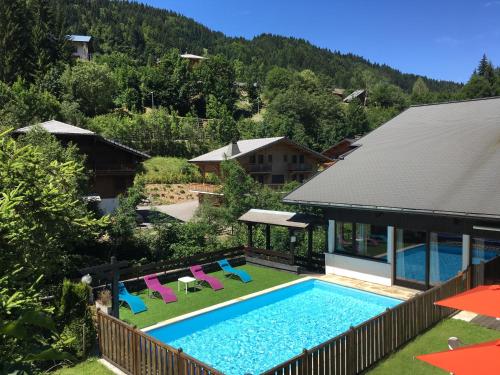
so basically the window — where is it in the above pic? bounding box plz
[430,233,463,284]
[257,175,265,184]
[472,237,500,264]
[395,229,427,284]
[283,154,288,162]
[249,154,256,164]
[271,175,284,184]
[335,222,388,262]
[268,154,273,163]
[258,155,264,164]
[292,155,297,163]
[298,174,304,182]
[299,154,305,163]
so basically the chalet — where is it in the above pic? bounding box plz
[14,120,149,214]
[189,137,331,186]
[180,53,206,66]
[322,137,360,160]
[67,35,92,60]
[343,89,367,105]
[332,88,346,99]
[284,97,500,290]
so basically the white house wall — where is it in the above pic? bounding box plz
[325,253,392,286]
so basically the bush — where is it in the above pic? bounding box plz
[139,156,219,184]
[59,280,95,359]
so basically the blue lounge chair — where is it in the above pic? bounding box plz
[118,282,147,314]
[217,259,252,283]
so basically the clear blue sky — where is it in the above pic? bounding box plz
[143,0,500,83]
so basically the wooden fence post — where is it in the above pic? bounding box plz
[301,349,308,374]
[178,348,185,375]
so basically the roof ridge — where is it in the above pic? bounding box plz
[410,96,500,108]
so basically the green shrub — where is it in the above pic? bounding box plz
[59,280,95,358]
[139,156,219,184]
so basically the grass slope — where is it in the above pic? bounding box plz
[120,264,302,328]
[368,319,500,375]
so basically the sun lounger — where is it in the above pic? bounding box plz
[217,259,252,283]
[118,282,147,314]
[448,337,464,350]
[144,274,177,303]
[190,265,224,291]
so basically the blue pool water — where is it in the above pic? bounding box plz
[148,280,401,374]
[396,245,497,283]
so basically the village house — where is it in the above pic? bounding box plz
[284,97,500,290]
[67,34,92,60]
[14,120,149,214]
[189,137,331,187]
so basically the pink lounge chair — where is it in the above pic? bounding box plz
[143,274,177,303]
[190,265,224,291]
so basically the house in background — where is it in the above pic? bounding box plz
[343,89,367,105]
[284,97,500,290]
[332,88,346,99]
[67,35,92,60]
[14,120,149,214]
[189,137,331,187]
[322,137,360,160]
[180,53,206,66]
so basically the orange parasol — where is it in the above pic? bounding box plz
[434,285,500,318]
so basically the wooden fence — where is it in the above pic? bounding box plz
[86,247,245,288]
[97,310,223,375]
[261,269,471,375]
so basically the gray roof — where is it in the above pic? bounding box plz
[238,209,313,228]
[180,53,206,60]
[189,137,331,163]
[67,35,91,43]
[15,120,150,159]
[16,120,95,135]
[284,97,500,219]
[343,89,366,103]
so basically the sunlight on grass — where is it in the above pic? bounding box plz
[120,264,302,328]
[368,319,500,375]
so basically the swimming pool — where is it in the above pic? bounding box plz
[396,245,498,283]
[147,279,401,374]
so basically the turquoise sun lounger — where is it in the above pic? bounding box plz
[217,259,252,283]
[118,282,147,314]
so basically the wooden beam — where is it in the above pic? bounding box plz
[265,224,271,250]
[307,225,314,260]
[247,223,253,248]
[110,256,120,319]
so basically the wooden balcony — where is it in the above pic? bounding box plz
[288,163,313,172]
[247,164,272,173]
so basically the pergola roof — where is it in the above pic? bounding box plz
[238,209,321,229]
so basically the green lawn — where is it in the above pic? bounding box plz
[53,358,112,375]
[120,264,302,328]
[368,319,500,375]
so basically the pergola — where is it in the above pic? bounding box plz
[238,209,325,262]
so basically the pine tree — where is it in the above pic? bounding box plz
[0,0,34,83]
[477,54,496,84]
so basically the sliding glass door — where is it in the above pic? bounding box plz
[394,229,428,289]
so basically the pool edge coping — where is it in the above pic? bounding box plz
[142,276,313,332]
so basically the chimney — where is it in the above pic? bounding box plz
[225,141,240,157]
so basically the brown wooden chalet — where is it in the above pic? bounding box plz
[14,120,149,213]
[189,137,332,186]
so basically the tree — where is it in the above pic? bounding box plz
[343,100,370,138]
[194,55,237,113]
[0,0,33,83]
[370,82,409,110]
[411,77,432,104]
[60,61,118,117]
[206,95,239,146]
[463,75,495,99]
[477,54,496,84]
[220,159,256,222]
[0,131,108,283]
[0,269,73,374]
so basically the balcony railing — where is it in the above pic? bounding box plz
[248,164,272,173]
[288,163,312,172]
[188,183,222,194]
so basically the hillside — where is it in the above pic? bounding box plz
[52,0,460,93]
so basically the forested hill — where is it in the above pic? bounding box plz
[53,0,459,92]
